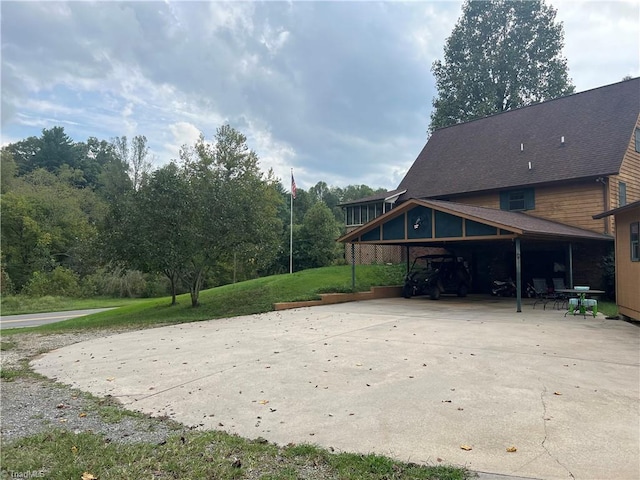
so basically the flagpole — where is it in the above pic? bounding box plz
[289,169,294,274]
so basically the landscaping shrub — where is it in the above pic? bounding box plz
[23,267,81,297]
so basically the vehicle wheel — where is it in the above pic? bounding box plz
[402,284,412,299]
[457,284,468,297]
[429,286,441,300]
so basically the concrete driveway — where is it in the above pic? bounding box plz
[32,297,639,480]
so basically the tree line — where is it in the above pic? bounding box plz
[1,125,384,305]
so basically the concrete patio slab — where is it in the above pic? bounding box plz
[32,297,639,480]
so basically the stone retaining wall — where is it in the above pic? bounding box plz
[273,286,402,311]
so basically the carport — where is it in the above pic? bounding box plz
[338,199,613,312]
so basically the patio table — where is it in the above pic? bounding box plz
[557,288,605,317]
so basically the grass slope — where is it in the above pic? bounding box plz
[6,264,404,333]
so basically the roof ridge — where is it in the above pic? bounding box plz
[432,77,640,133]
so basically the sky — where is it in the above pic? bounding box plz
[1,1,638,191]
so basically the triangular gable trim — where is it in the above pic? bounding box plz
[338,199,522,244]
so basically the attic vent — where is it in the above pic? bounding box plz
[520,143,524,152]
[561,136,565,144]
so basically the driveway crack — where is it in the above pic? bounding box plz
[540,384,576,479]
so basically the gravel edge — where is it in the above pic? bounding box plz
[1,330,184,445]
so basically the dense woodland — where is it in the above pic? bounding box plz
[1,126,385,304]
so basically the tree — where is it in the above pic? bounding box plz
[1,169,103,290]
[5,127,82,176]
[429,0,574,131]
[178,126,281,307]
[112,135,151,190]
[104,163,191,305]
[295,202,341,270]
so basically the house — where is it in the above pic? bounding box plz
[340,78,640,306]
[593,200,640,321]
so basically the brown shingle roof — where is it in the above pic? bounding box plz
[593,199,640,219]
[397,78,640,200]
[338,188,406,206]
[425,200,612,240]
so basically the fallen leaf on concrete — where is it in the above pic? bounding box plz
[553,392,562,396]
[460,445,472,451]
[106,377,115,382]
[259,400,269,405]
[59,419,68,423]
[506,446,517,452]
[79,412,87,418]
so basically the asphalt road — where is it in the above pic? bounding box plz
[0,309,115,329]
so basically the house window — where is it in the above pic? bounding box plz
[636,128,640,153]
[500,188,535,211]
[631,222,639,262]
[345,202,388,226]
[619,181,627,207]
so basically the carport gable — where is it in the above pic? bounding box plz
[338,198,612,245]
[339,199,519,245]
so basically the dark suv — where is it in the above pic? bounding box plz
[402,254,472,300]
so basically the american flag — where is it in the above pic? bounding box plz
[291,172,297,199]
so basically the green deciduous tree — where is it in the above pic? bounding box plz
[179,126,281,307]
[104,162,191,305]
[1,169,104,290]
[112,135,151,191]
[295,202,341,270]
[430,0,574,131]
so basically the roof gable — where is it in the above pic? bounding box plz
[339,199,613,244]
[398,78,640,200]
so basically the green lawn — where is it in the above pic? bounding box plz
[1,264,405,334]
[0,296,146,316]
[2,429,467,480]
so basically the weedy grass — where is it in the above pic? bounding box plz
[597,300,618,318]
[0,339,17,351]
[0,358,46,382]
[1,428,467,480]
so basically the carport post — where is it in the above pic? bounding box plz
[515,238,522,312]
[568,243,574,288]
[351,243,356,290]
[406,246,410,273]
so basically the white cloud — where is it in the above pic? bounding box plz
[1,0,638,191]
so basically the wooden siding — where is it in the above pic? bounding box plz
[611,114,640,203]
[450,182,608,233]
[614,207,640,321]
[531,183,607,233]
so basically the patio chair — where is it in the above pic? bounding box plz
[531,278,552,309]
[551,277,569,310]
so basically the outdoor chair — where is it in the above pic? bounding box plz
[551,277,569,310]
[531,278,552,309]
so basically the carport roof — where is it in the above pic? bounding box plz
[338,199,613,244]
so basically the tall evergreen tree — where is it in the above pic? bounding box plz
[430,0,574,132]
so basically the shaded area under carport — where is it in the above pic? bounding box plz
[339,199,613,312]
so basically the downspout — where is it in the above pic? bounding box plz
[568,243,574,288]
[597,177,609,234]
